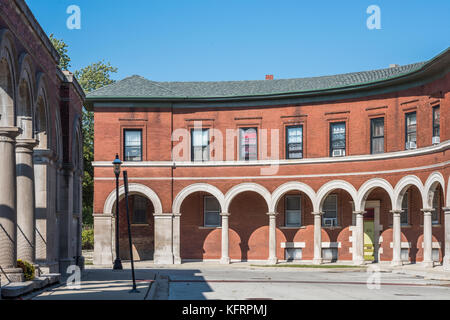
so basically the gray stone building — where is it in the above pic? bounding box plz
[0,0,84,283]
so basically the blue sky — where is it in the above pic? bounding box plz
[26,0,450,82]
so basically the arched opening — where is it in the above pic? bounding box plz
[228,191,270,261]
[274,191,315,261]
[393,184,425,263]
[17,78,33,138]
[316,182,358,263]
[115,194,155,261]
[359,186,393,263]
[0,56,14,126]
[35,96,47,149]
[179,191,224,260]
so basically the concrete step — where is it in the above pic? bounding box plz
[41,274,61,285]
[1,281,34,299]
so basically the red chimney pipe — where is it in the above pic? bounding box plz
[265,74,274,80]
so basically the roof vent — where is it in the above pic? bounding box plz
[389,64,400,68]
[265,74,274,80]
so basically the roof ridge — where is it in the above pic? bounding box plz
[87,75,140,96]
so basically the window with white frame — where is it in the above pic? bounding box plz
[401,192,409,225]
[191,128,209,161]
[322,194,338,227]
[432,189,440,225]
[285,195,301,227]
[433,106,440,139]
[371,118,384,154]
[405,112,417,150]
[286,125,303,159]
[330,122,346,157]
[239,127,258,160]
[204,196,221,227]
[124,129,143,161]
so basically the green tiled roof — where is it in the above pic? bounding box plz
[86,48,450,100]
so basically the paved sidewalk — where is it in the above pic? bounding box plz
[31,264,156,300]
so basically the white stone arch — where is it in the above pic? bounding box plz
[0,29,17,127]
[103,183,163,215]
[315,180,358,212]
[16,53,35,138]
[270,181,317,213]
[356,178,395,212]
[423,172,446,209]
[172,183,225,214]
[393,175,425,211]
[224,183,271,213]
[34,73,50,149]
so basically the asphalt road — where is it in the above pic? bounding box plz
[163,267,450,300]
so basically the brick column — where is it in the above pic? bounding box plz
[421,208,434,268]
[267,212,278,264]
[16,138,39,263]
[0,127,24,282]
[443,207,450,270]
[312,212,323,264]
[353,211,365,265]
[220,212,230,264]
[390,210,403,266]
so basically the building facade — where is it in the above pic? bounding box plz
[88,48,450,269]
[0,0,84,283]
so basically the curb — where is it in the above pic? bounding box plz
[145,274,169,300]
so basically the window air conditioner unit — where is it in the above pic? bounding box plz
[332,149,345,157]
[323,218,334,227]
[432,136,440,145]
[405,141,417,150]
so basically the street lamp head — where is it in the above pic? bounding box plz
[112,154,122,176]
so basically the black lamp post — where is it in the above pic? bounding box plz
[113,154,123,270]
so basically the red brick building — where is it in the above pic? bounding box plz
[87,48,450,268]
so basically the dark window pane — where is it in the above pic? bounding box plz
[204,196,221,227]
[401,193,408,225]
[132,195,148,224]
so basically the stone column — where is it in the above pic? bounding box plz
[33,149,57,270]
[220,212,230,264]
[312,212,323,264]
[58,164,75,274]
[93,213,113,265]
[421,208,434,268]
[267,212,278,265]
[16,138,38,263]
[353,211,365,265]
[443,207,450,271]
[390,210,403,266]
[0,127,24,282]
[153,213,174,264]
[172,213,181,264]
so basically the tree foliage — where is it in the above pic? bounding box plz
[50,36,118,227]
[49,34,71,70]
